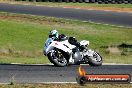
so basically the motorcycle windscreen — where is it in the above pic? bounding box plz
[44,38,53,50]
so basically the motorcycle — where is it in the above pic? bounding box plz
[44,37,102,67]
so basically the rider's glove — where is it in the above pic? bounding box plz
[43,50,47,56]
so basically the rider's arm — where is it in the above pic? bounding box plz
[59,34,68,41]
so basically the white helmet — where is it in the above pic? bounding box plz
[49,30,59,39]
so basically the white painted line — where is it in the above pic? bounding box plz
[0,82,131,84]
[102,63,132,65]
[0,83,9,84]
[0,82,77,84]
[75,8,81,10]
[1,6,131,28]
[11,63,23,64]
[40,82,77,84]
[11,63,53,65]
[64,18,132,29]
[87,21,132,29]
[80,63,132,66]
[2,2,132,14]
[10,63,132,66]
[40,82,132,84]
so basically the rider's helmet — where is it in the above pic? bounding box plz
[49,30,59,39]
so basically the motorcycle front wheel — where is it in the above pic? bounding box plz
[47,49,68,67]
[88,51,102,66]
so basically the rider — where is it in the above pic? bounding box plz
[48,29,75,64]
[45,29,82,63]
[48,29,81,47]
[44,30,67,56]
[48,29,67,41]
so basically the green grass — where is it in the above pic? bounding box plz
[0,56,49,64]
[2,1,132,8]
[30,2,132,8]
[0,12,132,64]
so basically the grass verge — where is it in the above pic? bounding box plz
[0,84,132,88]
[0,12,132,64]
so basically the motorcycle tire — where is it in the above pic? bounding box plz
[47,49,68,67]
[88,52,102,66]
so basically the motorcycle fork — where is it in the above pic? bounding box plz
[69,52,74,64]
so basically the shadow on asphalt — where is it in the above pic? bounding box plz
[0,63,81,67]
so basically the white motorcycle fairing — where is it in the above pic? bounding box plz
[45,38,76,55]
[87,49,95,57]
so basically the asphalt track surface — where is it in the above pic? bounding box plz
[0,64,131,83]
[0,3,132,83]
[0,3,132,27]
